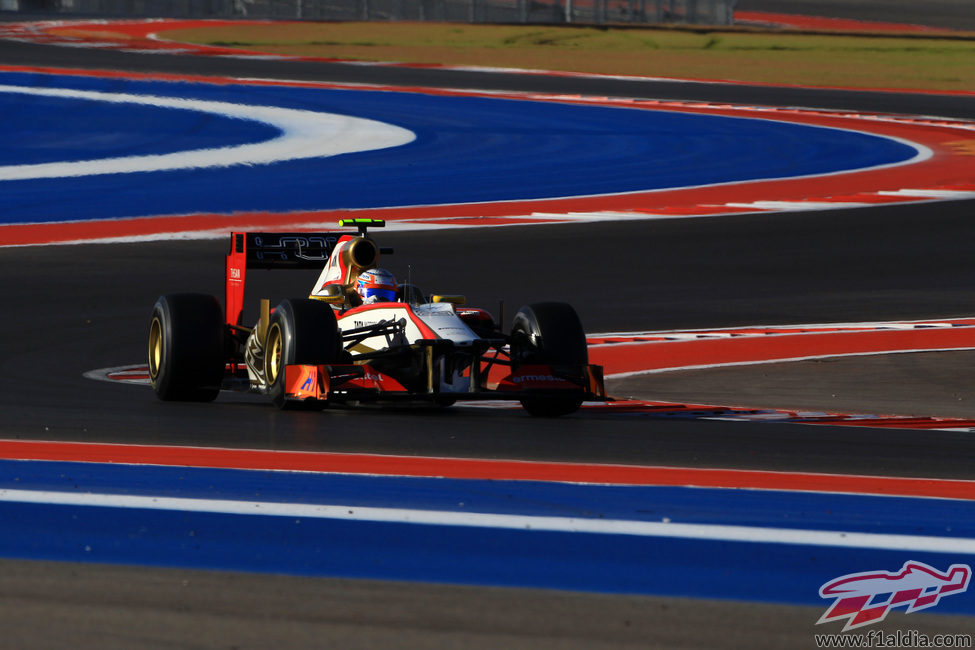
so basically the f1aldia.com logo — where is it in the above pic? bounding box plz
[818,561,971,631]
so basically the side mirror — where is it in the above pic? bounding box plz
[398,283,426,305]
[432,295,466,305]
[313,283,346,304]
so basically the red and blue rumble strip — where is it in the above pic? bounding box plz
[1,64,973,246]
[1,440,974,612]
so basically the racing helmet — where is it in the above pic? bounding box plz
[355,268,398,305]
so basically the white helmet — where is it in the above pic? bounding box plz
[355,268,398,304]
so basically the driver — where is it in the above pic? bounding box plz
[355,268,398,305]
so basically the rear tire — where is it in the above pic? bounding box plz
[148,293,225,402]
[264,299,341,409]
[510,302,588,417]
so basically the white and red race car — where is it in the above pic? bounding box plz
[148,220,606,416]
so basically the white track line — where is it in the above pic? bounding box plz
[0,85,415,180]
[2,488,974,553]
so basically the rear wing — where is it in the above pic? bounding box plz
[225,232,339,327]
[225,221,387,327]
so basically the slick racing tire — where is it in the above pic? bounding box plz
[148,293,226,402]
[510,302,588,418]
[264,298,341,410]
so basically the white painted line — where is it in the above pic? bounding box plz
[603,346,975,378]
[2,489,973,553]
[214,54,298,61]
[590,325,973,347]
[531,211,665,220]
[877,189,975,199]
[53,41,124,48]
[724,201,872,211]
[0,85,416,181]
[118,48,195,54]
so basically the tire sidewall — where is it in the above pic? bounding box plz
[511,302,588,367]
[510,302,588,417]
[149,293,224,402]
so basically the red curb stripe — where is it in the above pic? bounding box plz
[735,11,956,34]
[86,321,975,430]
[591,327,975,375]
[2,439,974,500]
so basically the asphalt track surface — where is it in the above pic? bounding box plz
[2,21,975,649]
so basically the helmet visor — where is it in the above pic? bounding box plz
[362,287,397,303]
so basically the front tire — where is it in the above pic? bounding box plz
[148,293,225,402]
[510,302,588,417]
[264,299,341,409]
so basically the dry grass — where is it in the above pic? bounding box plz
[163,22,975,91]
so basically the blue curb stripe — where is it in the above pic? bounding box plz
[0,71,921,224]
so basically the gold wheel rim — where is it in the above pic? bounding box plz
[265,323,283,384]
[148,317,162,379]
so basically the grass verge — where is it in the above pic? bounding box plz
[163,22,975,92]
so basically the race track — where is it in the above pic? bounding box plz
[2,20,975,648]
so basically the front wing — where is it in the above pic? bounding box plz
[282,362,607,406]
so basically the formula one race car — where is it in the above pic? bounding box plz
[148,220,606,416]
